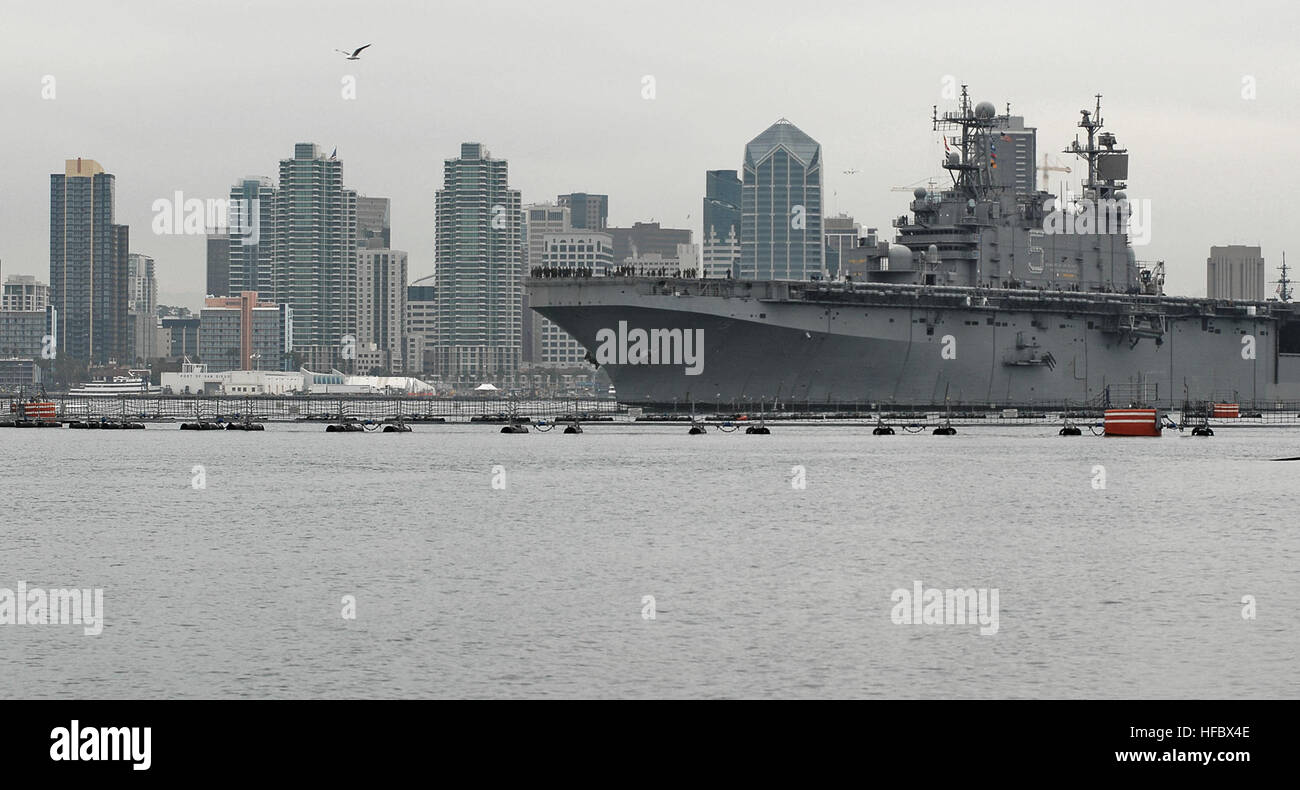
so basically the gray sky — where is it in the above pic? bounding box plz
[3,0,1298,308]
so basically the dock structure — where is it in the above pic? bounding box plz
[15,394,623,423]
[7,393,1300,429]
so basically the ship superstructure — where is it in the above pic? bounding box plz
[528,90,1300,409]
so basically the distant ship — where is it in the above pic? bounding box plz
[529,89,1300,409]
[67,374,159,397]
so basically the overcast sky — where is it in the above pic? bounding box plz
[3,0,1298,308]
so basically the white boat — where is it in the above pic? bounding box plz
[67,375,160,396]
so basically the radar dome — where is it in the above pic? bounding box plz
[913,187,928,199]
[974,101,997,119]
[946,151,960,166]
[888,244,915,270]
[1113,191,1127,201]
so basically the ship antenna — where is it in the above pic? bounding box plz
[933,83,989,197]
[1278,251,1293,302]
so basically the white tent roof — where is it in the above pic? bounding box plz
[474,382,499,391]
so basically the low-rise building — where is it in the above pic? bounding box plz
[0,310,49,359]
[0,358,42,390]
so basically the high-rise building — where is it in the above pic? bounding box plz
[206,232,230,298]
[198,291,292,372]
[524,204,572,272]
[538,232,614,366]
[162,316,200,360]
[702,170,741,278]
[405,276,436,375]
[434,143,522,378]
[986,116,1037,195]
[355,248,408,373]
[357,196,392,249]
[226,177,277,296]
[126,253,158,361]
[625,243,699,278]
[49,158,130,363]
[557,193,608,230]
[741,119,824,280]
[1207,245,1265,301]
[2,275,49,312]
[275,144,357,370]
[608,222,692,266]
[523,203,572,363]
[823,214,861,281]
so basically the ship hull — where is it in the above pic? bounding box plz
[529,277,1300,409]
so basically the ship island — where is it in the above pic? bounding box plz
[528,89,1300,411]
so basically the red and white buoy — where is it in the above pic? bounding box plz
[1103,408,1162,437]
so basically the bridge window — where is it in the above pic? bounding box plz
[1280,321,1300,354]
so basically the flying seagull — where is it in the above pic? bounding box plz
[335,44,371,60]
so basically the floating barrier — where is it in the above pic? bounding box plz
[500,423,529,434]
[1103,408,1162,437]
[9,401,56,420]
[2,419,61,428]
[1212,403,1239,418]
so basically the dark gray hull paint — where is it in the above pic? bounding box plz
[530,278,1300,408]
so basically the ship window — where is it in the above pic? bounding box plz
[1279,322,1300,353]
[986,317,994,325]
[1087,321,1094,329]
[926,326,935,336]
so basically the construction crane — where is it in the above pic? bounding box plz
[1040,154,1071,192]
[891,178,939,193]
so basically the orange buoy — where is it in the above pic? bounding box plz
[1103,408,1161,437]
[1212,403,1239,418]
[13,401,56,419]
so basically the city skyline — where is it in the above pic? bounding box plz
[3,1,1298,309]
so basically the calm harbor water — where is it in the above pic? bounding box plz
[1,423,1296,699]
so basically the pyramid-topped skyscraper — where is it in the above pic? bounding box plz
[740,119,824,281]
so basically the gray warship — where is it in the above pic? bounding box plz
[528,90,1300,409]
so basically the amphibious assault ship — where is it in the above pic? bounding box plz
[528,90,1300,409]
